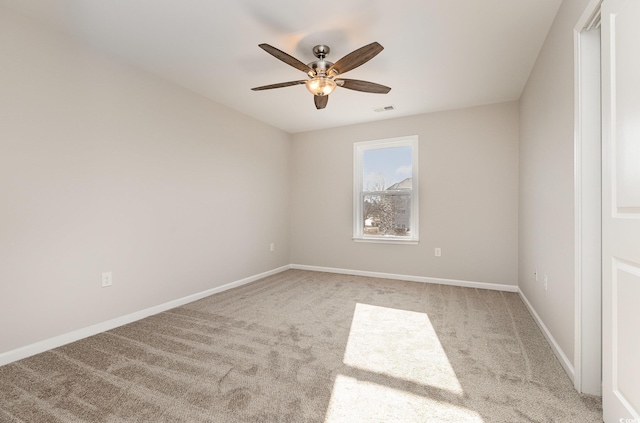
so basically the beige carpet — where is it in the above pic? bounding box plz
[0,270,602,422]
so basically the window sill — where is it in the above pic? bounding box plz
[353,237,419,245]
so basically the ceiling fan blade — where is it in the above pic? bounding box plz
[259,44,313,74]
[314,95,328,109]
[328,42,384,75]
[251,80,307,91]
[336,79,391,94]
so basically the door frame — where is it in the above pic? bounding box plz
[573,0,603,396]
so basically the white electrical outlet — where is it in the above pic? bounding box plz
[543,274,548,291]
[102,272,113,288]
[270,243,275,252]
[435,248,441,257]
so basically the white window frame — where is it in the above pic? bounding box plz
[353,135,419,244]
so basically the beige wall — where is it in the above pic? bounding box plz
[3,1,579,363]
[0,8,291,354]
[519,0,591,366]
[291,102,519,286]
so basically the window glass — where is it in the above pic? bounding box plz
[354,137,418,243]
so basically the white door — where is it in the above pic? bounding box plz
[601,0,640,421]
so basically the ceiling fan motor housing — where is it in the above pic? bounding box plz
[308,45,337,77]
[307,60,335,77]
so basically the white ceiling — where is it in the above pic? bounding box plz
[1,0,562,134]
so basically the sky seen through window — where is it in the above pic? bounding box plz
[363,146,412,190]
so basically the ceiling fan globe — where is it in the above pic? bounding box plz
[306,76,336,96]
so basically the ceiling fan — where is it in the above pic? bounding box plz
[251,42,391,110]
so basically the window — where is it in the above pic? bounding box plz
[353,136,418,243]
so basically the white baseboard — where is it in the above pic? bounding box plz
[290,264,518,292]
[0,264,523,367]
[517,288,575,382]
[0,265,290,367]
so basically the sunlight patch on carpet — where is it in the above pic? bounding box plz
[324,375,483,423]
[343,303,463,394]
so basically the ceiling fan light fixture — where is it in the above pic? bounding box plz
[305,76,336,96]
[252,42,389,109]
